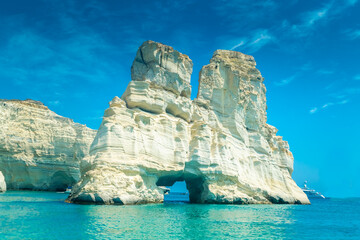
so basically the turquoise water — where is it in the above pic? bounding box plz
[1,191,359,239]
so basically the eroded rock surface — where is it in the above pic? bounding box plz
[0,99,97,191]
[0,171,6,192]
[67,40,309,205]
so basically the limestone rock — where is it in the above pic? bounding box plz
[67,41,309,205]
[124,40,193,122]
[189,50,304,204]
[131,40,193,98]
[0,171,6,192]
[0,99,97,191]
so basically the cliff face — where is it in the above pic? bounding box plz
[67,40,309,205]
[0,171,5,192]
[0,99,97,191]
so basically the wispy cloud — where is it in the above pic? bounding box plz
[221,0,358,61]
[0,0,130,101]
[0,29,118,88]
[329,93,347,99]
[250,31,274,51]
[325,82,338,90]
[344,29,360,40]
[303,4,331,27]
[310,76,360,113]
[322,102,334,108]
[310,99,350,114]
[287,0,358,39]
[272,62,319,87]
[310,107,318,114]
[288,3,332,38]
[338,99,349,104]
[345,0,359,6]
[230,41,246,51]
[230,29,275,53]
[214,0,278,53]
[274,74,297,86]
[218,0,357,57]
[327,86,360,105]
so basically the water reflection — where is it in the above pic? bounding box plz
[78,203,300,239]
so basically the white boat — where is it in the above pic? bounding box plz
[158,186,171,195]
[56,186,72,194]
[301,181,325,199]
[65,186,72,193]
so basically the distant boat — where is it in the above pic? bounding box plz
[65,186,72,193]
[56,186,72,194]
[301,181,325,199]
[170,192,189,195]
[158,186,171,195]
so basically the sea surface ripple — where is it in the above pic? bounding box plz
[0,191,359,239]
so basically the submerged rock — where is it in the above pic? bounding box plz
[0,171,6,192]
[0,99,97,191]
[67,40,309,205]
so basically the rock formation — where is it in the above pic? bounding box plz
[0,171,6,192]
[0,99,97,191]
[67,40,309,205]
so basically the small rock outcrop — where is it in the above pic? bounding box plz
[67,40,309,205]
[0,171,6,192]
[0,99,97,191]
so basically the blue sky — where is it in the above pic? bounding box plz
[1,0,359,197]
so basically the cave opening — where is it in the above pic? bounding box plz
[156,174,208,203]
[156,175,189,203]
[49,171,75,191]
[163,181,190,203]
[185,175,208,203]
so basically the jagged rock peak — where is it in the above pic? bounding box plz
[122,41,194,122]
[196,47,266,134]
[212,49,256,65]
[131,40,193,98]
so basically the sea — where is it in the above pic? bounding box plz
[1,191,359,239]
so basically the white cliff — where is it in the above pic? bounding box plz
[0,99,97,191]
[67,40,309,205]
[0,171,6,192]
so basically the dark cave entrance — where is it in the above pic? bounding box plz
[184,175,208,203]
[49,171,75,191]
